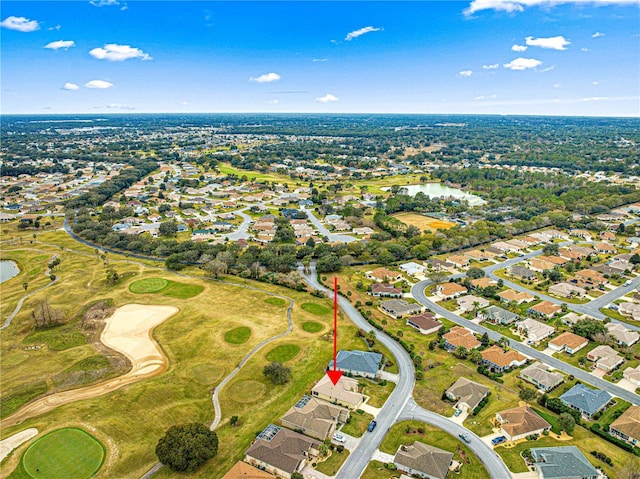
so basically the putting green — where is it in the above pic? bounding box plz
[301,302,331,315]
[22,428,105,479]
[224,327,252,344]
[302,321,323,333]
[129,278,169,294]
[228,380,266,403]
[265,344,301,362]
[264,297,286,306]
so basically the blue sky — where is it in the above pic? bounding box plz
[2,1,639,116]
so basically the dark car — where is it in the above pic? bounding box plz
[491,436,507,446]
[458,433,471,443]
[367,420,377,432]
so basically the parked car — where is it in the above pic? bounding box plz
[454,409,462,417]
[458,433,471,443]
[367,420,377,432]
[332,432,346,443]
[625,280,633,286]
[491,436,507,446]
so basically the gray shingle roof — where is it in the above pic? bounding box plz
[531,446,598,479]
[560,383,612,417]
[329,350,382,376]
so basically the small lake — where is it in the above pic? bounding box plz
[0,260,20,284]
[383,183,486,206]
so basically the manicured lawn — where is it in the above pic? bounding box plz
[129,277,169,293]
[21,428,104,479]
[160,281,204,299]
[224,326,252,344]
[480,321,521,341]
[301,302,332,315]
[265,344,301,362]
[302,321,324,333]
[361,461,400,479]
[314,449,350,475]
[362,379,394,408]
[379,421,490,479]
[264,297,286,306]
[340,410,374,438]
[532,407,561,434]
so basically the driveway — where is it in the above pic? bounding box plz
[450,408,469,425]
[371,449,395,464]
[379,371,400,383]
[333,431,359,452]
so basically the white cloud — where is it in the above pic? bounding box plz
[465,0,637,15]
[89,44,152,61]
[48,25,61,31]
[90,0,120,6]
[267,99,279,104]
[105,103,134,110]
[345,26,382,41]
[582,96,609,101]
[249,72,281,83]
[179,101,189,105]
[592,31,606,38]
[85,80,114,89]
[62,82,80,90]
[475,94,498,100]
[512,44,528,51]
[525,35,570,50]
[482,63,500,69]
[553,83,561,88]
[503,57,543,70]
[459,70,473,77]
[538,65,556,72]
[1,16,40,32]
[44,40,76,50]
[581,47,591,51]
[592,81,600,85]
[312,58,328,62]
[316,93,339,103]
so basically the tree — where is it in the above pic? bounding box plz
[467,267,485,279]
[572,318,607,341]
[292,473,304,479]
[480,332,490,347]
[428,271,448,285]
[204,259,227,279]
[558,412,576,435]
[263,362,291,385]
[469,349,483,365]
[22,282,28,292]
[230,416,239,427]
[155,423,218,472]
[106,266,119,285]
[159,220,178,237]
[543,243,559,256]
[630,253,640,265]
[32,300,64,328]
[454,346,469,359]
[519,388,538,402]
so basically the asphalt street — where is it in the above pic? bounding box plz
[301,207,358,243]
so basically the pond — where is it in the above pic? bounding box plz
[0,260,20,284]
[383,183,486,206]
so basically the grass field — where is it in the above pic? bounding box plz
[392,212,456,232]
[302,321,324,333]
[314,449,350,475]
[379,421,490,479]
[129,278,203,298]
[265,344,301,362]
[264,297,287,307]
[20,428,104,479]
[301,302,331,315]
[224,326,252,344]
[340,410,374,438]
[361,460,400,479]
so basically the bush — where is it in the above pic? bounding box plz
[263,362,291,385]
[473,395,490,416]
[591,450,613,466]
[155,423,218,472]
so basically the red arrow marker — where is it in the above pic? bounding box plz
[327,276,343,386]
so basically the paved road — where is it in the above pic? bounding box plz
[300,263,414,479]
[222,208,253,241]
[301,207,357,243]
[411,281,640,405]
[398,398,511,479]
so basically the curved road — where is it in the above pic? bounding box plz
[301,264,511,479]
[301,207,358,243]
[411,281,640,405]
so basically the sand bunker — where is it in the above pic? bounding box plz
[2,304,178,428]
[0,428,38,463]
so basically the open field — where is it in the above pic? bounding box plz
[217,163,296,185]
[265,344,301,362]
[129,278,203,298]
[392,212,457,232]
[224,327,252,344]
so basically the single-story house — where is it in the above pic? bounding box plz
[244,425,320,479]
[481,345,527,373]
[407,313,442,335]
[428,258,454,271]
[516,318,555,343]
[222,462,275,479]
[328,350,383,379]
[365,268,403,283]
[586,345,624,372]
[530,446,599,479]
[561,312,586,326]
[574,269,606,286]
[394,442,454,479]
[520,363,564,392]
[370,283,402,298]
[609,406,640,446]
[498,289,535,304]
[400,262,426,276]
[470,277,496,289]
[447,255,470,269]
[281,395,349,441]
[529,258,557,272]
[527,301,562,319]
[496,405,552,441]
[548,282,587,299]
[478,305,519,325]
[623,365,640,387]
[607,322,640,347]
[311,375,364,410]
[595,242,617,254]
[456,294,490,313]
[442,326,481,352]
[548,332,588,354]
[560,383,612,420]
[380,299,424,319]
[445,377,490,412]
[510,266,536,280]
[435,282,468,300]
[619,302,640,320]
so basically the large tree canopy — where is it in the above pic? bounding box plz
[156,423,218,472]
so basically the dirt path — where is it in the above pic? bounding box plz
[1,304,178,428]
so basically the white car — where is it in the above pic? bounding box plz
[332,433,346,443]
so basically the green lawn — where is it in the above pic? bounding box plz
[128,277,168,293]
[314,449,350,475]
[19,428,104,479]
[128,278,203,298]
[302,321,324,333]
[362,379,394,408]
[265,344,301,362]
[24,326,87,351]
[264,297,287,306]
[1,381,47,419]
[379,421,490,479]
[224,326,252,344]
[301,302,332,315]
[340,410,374,438]
[361,461,400,479]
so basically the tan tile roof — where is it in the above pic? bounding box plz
[438,282,468,296]
[610,406,640,442]
[498,289,534,302]
[222,462,275,479]
[471,277,496,288]
[549,331,588,350]
[497,405,551,438]
[443,326,481,349]
[530,301,562,316]
[481,345,526,368]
